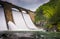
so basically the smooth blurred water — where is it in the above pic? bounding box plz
[12,10,29,30]
[0,7,7,31]
[22,13,37,30]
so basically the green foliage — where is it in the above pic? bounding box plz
[35,7,44,22]
[35,0,58,21]
[35,0,60,31]
[49,0,60,24]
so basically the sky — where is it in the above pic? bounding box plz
[1,0,49,11]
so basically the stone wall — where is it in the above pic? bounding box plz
[28,11,35,22]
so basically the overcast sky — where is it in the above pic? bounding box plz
[1,0,49,11]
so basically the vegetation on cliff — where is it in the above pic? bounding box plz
[35,0,60,31]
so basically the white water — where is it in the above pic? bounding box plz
[0,7,7,31]
[12,10,29,30]
[22,13,38,30]
[0,7,45,31]
[11,9,45,31]
[8,21,18,31]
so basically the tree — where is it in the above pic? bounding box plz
[35,0,60,31]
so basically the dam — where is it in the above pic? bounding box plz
[0,1,45,31]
